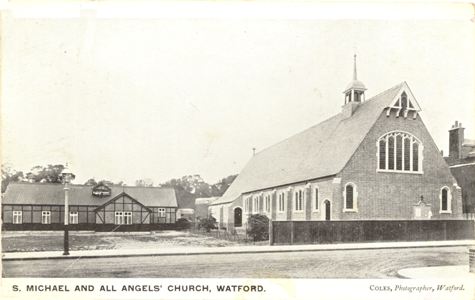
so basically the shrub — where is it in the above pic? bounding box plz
[176,218,191,230]
[246,214,269,241]
[198,216,217,232]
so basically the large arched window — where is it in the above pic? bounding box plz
[440,187,452,213]
[377,131,423,173]
[343,183,358,212]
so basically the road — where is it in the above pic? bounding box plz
[2,246,468,278]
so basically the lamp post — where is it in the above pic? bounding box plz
[61,164,73,255]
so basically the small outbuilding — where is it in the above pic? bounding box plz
[444,121,475,215]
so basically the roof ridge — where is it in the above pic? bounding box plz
[119,185,174,190]
[365,82,404,103]
[9,182,96,187]
[8,182,174,190]
[10,181,56,185]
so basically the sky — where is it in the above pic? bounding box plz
[1,2,474,186]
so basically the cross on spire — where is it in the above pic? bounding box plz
[353,54,357,80]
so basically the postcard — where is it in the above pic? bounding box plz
[1,1,474,300]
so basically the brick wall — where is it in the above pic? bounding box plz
[240,177,336,224]
[308,178,335,220]
[272,220,474,244]
[338,111,463,220]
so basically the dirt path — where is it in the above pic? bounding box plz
[2,230,239,252]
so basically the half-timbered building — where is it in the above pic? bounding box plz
[1,182,178,231]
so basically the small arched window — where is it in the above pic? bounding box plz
[343,183,358,212]
[441,189,448,210]
[313,187,319,211]
[265,195,271,213]
[440,187,452,213]
[346,185,353,209]
[253,197,259,213]
[278,192,286,212]
[377,131,423,173]
[294,190,304,211]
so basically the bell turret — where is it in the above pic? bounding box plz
[343,54,366,104]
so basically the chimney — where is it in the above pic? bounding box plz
[342,102,359,118]
[449,121,465,159]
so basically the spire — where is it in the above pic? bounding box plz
[343,54,366,105]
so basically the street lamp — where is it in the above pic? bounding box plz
[61,164,74,255]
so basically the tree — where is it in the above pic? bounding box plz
[135,178,154,187]
[158,174,238,211]
[95,180,124,186]
[1,164,24,193]
[247,214,269,241]
[198,216,217,232]
[25,164,75,183]
[212,174,238,196]
[84,178,98,186]
[160,175,213,197]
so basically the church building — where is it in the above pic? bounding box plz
[211,56,463,230]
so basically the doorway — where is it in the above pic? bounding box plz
[234,207,242,227]
[324,200,331,221]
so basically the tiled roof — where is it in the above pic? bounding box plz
[2,182,178,207]
[215,82,405,205]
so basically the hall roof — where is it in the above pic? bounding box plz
[2,182,178,207]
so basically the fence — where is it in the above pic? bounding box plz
[271,220,475,245]
[189,227,253,243]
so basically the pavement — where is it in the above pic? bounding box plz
[398,265,475,279]
[2,239,475,261]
